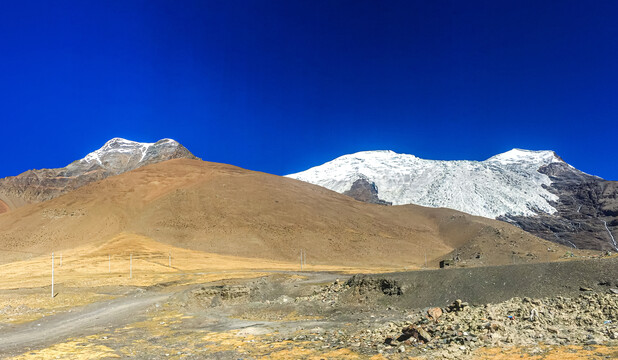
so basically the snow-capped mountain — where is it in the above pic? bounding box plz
[288,149,564,218]
[287,149,618,251]
[72,138,196,175]
[0,138,197,211]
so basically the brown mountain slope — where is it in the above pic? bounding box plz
[0,159,578,267]
[0,138,197,213]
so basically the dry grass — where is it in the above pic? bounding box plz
[0,232,398,328]
[0,291,114,324]
[473,344,618,359]
[11,335,119,360]
[0,232,399,291]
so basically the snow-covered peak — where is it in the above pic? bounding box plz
[84,138,156,165]
[286,148,578,219]
[331,150,416,164]
[71,137,192,175]
[485,148,562,166]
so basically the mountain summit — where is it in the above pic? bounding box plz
[73,138,196,175]
[0,138,197,212]
[287,149,618,251]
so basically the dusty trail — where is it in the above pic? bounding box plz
[0,271,341,358]
[0,290,170,357]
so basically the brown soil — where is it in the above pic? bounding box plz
[0,199,8,215]
[0,159,585,268]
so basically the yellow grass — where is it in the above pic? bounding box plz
[12,335,119,360]
[0,232,400,332]
[474,344,618,359]
[0,291,114,324]
[0,232,401,291]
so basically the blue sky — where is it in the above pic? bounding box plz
[1,0,617,179]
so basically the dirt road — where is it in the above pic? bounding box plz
[0,271,342,358]
[0,290,170,357]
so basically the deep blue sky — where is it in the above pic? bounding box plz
[1,0,617,179]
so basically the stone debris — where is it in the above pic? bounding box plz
[446,299,469,312]
[285,289,618,359]
[427,307,443,322]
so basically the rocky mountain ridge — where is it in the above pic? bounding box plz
[287,149,618,251]
[0,138,197,213]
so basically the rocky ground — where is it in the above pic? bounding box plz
[149,259,618,359]
[275,278,618,359]
[1,258,617,359]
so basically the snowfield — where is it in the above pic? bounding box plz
[286,149,564,219]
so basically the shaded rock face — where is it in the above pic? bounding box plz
[500,163,618,251]
[343,178,392,206]
[0,138,198,210]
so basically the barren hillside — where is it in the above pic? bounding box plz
[0,159,577,267]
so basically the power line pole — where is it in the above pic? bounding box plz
[130,253,133,278]
[51,252,54,298]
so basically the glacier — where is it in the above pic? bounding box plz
[286,148,564,219]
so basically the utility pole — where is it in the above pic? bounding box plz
[51,252,54,298]
[130,253,133,278]
[300,249,303,270]
[108,254,111,273]
[169,252,171,267]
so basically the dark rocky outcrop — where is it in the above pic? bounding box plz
[343,178,392,206]
[500,163,618,251]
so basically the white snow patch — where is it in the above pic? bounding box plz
[602,220,618,251]
[72,138,173,170]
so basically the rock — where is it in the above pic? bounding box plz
[343,178,392,205]
[401,325,432,343]
[398,345,406,353]
[609,288,618,294]
[580,287,593,292]
[417,327,433,343]
[547,326,559,334]
[427,307,443,322]
[585,338,602,345]
[447,299,468,312]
